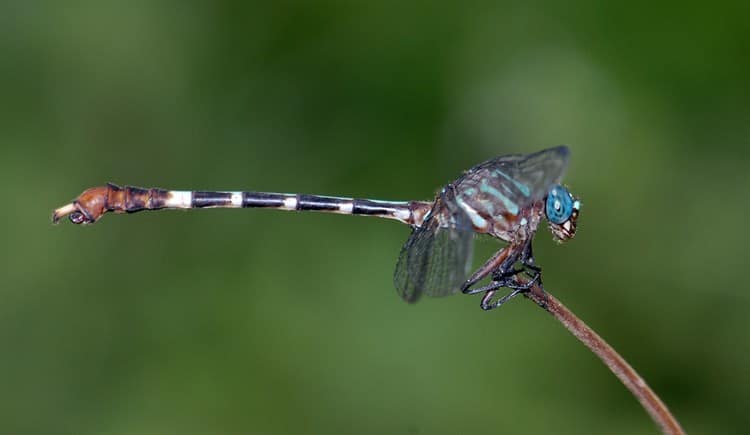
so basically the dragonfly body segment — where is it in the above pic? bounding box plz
[52,146,580,311]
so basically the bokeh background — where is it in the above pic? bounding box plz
[2,2,748,434]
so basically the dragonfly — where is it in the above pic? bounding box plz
[52,146,580,310]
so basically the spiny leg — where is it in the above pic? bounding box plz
[518,241,543,286]
[461,244,520,294]
[462,239,547,310]
[503,241,545,297]
[514,241,550,309]
[478,272,542,311]
[463,239,537,296]
[463,279,507,296]
[480,288,524,311]
[480,240,542,290]
[463,267,529,296]
[520,241,540,272]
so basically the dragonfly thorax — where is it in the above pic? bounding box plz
[448,163,540,235]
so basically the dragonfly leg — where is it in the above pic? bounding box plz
[506,270,541,291]
[461,244,520,294]
[516,241,543,286]
[478,271,543,310]
[520,242,540,271]
[464,267,525,295]
[482,242,540,292]
[462,239,545,310]
[463,279,507,295]
[480,287,525,311]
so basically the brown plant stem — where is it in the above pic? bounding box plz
[522,281,685,435]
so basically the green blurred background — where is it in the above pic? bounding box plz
[1,2,748,434]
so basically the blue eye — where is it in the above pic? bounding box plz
[545,185,573,224]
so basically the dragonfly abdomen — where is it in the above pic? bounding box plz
[52,183,433,226]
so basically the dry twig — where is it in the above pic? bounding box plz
[521,281,685,435]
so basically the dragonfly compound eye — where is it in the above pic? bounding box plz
[545,185,573,224]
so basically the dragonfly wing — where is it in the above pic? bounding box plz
[393,211,474,303]
[510,145,570,201]
[460,146,571,212]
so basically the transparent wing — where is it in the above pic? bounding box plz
[393,206,474,303]
[461,145,570,210]
[509,145,570,201]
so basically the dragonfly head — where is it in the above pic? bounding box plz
[545,185,580,242]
